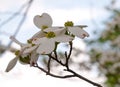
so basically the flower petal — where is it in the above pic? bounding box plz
[68,27,89,39]
[32,38,42,45]
[44,27,66,35]
[31,31,46,39]
[54,35,74,42]
[33,13,52,29]
[5,57,18,72]
[21,44,31,50]
[10,36,25,46]
[44,27,64,32]
[36,38,55,54]
[30,51,39,66]
[23,45,38,54]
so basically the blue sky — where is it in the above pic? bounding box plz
[0,0,111,45]
[41,0,110,9]
[0,0,115,87]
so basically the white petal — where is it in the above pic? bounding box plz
[33,13,52,29]
[54,35,74,42]
[21,44,31,50]
[23,45,38,54]
[5,57,18,72]
[68,27,89,39]
[36,38,55,54]
[10,36,25,46]
[32,38,42,45]
[43,27,64,32]
[44,27,66,36]
[30,51,39,66]
[31,31,46,39]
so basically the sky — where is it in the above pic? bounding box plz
[0,0,115,87]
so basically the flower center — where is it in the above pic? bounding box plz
[64,21,74,27]
[15,50,20,56]
[27,39,32,44]
[46,31,56,38]
[42,25,48,30]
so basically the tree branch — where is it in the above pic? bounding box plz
[34,63,75,78]
[47,57,51,74]
[33,42,103,87]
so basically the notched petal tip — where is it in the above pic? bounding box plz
[33,13,53,29]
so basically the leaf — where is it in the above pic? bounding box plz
[5,57,18,72]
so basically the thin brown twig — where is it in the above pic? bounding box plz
[49,54,65,66]
[65,41,72,67]
[34,42,103,87]
[47,57,51,74]
[66,69,103,87]
[34,63,75,78]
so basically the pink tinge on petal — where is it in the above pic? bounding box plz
[81,33,89,39]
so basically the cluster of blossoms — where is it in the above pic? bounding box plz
[6,13,89,72]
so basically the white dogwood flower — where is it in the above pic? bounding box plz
[64,21,89,39]
[32,13,74,54]
[5,36,38,72]
[32,27,74,54]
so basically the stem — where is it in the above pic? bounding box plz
[65,41,72,67]
[34,63,75,78]
[47,57,51,74]
[67,68,103,87]
[33,42,103,87]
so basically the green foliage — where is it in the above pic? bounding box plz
[98,24,120,43]
[105,73,120,87]
[88,2,120,87]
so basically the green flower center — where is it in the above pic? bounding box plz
[15,50,20,56]
[42,25,48,30]
[64,21,74,27]
[46,31,56,38]
[27,39,35,46]
[19,55,30,64]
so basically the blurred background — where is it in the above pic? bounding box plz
[0,0,120,87]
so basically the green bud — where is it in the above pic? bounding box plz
[64,21,74,27]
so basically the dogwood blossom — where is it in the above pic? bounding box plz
[32,13,74,54]
[5,36,38,72]
[6,12,90,73]
[64,21,89,39]
[31,27,74,54]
